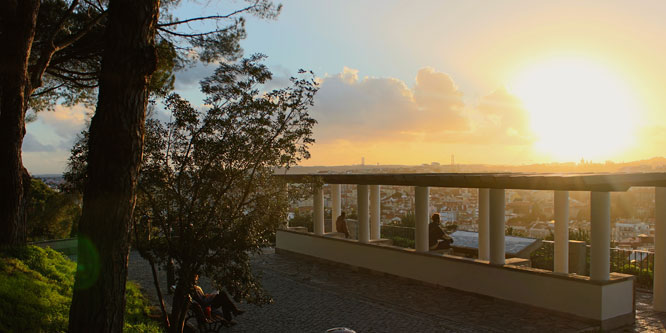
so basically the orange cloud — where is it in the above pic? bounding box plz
[311,67,533,145]
[469,87,534,145]
[413,67,468,131]
[305,68,539,166]
[38,104,90,139]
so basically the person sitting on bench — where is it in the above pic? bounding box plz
[192,274,245,323]
[428,213,453,250]
[336,212,350,238]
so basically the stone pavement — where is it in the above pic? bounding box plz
[127,249,666,332]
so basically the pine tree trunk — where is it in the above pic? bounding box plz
[0,0,40,248]
[68,0,158,331]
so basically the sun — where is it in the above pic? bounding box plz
[509,57,640,161]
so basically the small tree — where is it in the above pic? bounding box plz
[134,55,317,332]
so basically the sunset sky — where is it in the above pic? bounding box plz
[23,0,666,174]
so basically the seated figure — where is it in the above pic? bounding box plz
[336,212,350,238]
[428,213,454,250]
[192,274,245,324]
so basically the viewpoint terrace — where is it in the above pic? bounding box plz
[274,172,666,329]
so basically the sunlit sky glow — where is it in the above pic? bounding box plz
[24,0,666,173]
[509,57,641,161]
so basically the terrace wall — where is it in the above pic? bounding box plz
[276,229,635,329]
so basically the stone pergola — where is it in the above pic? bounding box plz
[277,172,666,313]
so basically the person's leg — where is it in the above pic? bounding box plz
[435,239,451,250]
[210,291,243,321]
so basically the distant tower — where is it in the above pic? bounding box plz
[362,157,365,166]
[451,154,455,166]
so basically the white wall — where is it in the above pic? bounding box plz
[276,230,634,327]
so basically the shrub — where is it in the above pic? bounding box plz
[388,236,415,249]
[289,213,314,232]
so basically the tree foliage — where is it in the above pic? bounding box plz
[135,56,317,330]
[60,55,319,330]
[28,0,282,114]
[26,179,81,241]
[2,0,281,248]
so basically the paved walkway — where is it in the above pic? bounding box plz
[127,249,666,332]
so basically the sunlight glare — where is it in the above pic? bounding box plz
[510,58,640,161]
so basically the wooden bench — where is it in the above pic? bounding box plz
[185,299,230,333]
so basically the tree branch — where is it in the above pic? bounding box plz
[49,65,98,77]
[29,8,107,94]
[30,83,66,97]
[45,70,98,88]
[53,10,107,51]
[157,26,232,38]
[54,0,80,35]
[157,5,255,28]
[234,107,296,216]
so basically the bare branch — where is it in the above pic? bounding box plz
[49,65,98,77]
[30,83,66,97]
[157,26,231,38]
[45,70,99,88]
[47,66,98,77]
[82,0,105,12]
[157,5,255,28]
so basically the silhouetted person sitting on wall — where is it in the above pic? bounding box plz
[336,212,350,238]
[429,213,453,250]
[192,274,245,324]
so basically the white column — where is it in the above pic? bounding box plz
[489,189,505,265]
[590,191,611,281]
[357,185,370,243]
[478,188,490,261]
[331,184,341,233]
[554,191,570,274]
[284,183,290,228]
[313,185,324,235]
[415,186,430,252]
[654,187,666,311]
[370,185,381,240]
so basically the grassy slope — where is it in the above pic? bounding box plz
[0,246,162,332]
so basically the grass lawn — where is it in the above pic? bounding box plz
[0,245,163,332]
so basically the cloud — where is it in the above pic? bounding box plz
[28,104,91,153]
[23,151,70,175]
[310,67,532,146]
[22,133,55,152]
[477,87,530,135]
[38,104,90,139]
[174,62,217,90]
[413,67,467,131]
[312,67,417,141]
[457,87,535,145]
